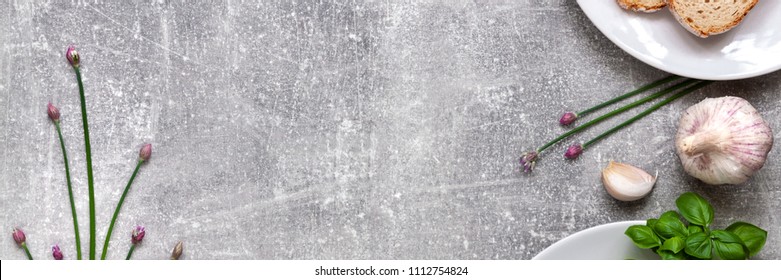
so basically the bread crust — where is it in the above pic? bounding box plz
[617,0,667,13]
[668,0,759,38]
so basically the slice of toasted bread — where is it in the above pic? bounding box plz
[668,0,759,38]
[617,0,667,13]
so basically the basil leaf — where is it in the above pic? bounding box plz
[711,230,743,243]
[653,211,688,239]
[688,225,703,235]
[658,249,687,260]
[625,225,662,249]
[646,218,658,229]
[684,232,712,259]
[676,192,714,227]
[660,236,685,254]
[726,222,767,257]
[712,230,747,260]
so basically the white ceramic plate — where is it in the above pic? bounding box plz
[533,221,660,260]
[576,0,781,80]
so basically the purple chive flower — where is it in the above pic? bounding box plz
[519,151,539,173]
[131,226,146,245]
[564,144,583,159]
[47,103,61,122]
[66,45,80,67]
[12,228,26,246]
[139,143,152,162]
[52,245,64,260]
[559,112,578,126]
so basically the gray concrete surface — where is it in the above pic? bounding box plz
[1,1,779,260]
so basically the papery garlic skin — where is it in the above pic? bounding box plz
[602,161,656,201]
[675,96,773,185]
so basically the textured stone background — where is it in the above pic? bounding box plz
[1,0,779,260]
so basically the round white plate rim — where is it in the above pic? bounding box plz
[532,220,658,260]
[576,0,781,80]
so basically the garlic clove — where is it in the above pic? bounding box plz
[602,161,656,201]
[675,96,773,185]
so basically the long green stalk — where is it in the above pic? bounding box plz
[536,79,696,153]
[125,244,136,260]
[73,67,96,260]
[22,244,33,260]
[582,81,713,149]
[577,75,682,117]
[101,161,142,260]
[55,123,82,260]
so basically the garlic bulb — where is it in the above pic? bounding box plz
[675,96,774,185]
[602,161,656,201]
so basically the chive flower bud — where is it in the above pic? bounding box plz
[131,226,145,245]
[52,244,64,260]
[139,143,152,162]
[564,144,583,159]
[519,151,539,173]
[559,112,578,126]
[47,103,61,122]
[170,241,183,260]
[12,227,26,246]
[66,45,80,67]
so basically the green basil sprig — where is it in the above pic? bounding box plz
[625,192,767,260]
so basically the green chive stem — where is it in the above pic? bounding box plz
[55,122,82,260]
[125,244,136,260]
[577,75,682,117]
[73,66,97,260]
[582,81,713,149]
[22,244,33,260]
[101,160,143,260]
[536,78,696,153]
